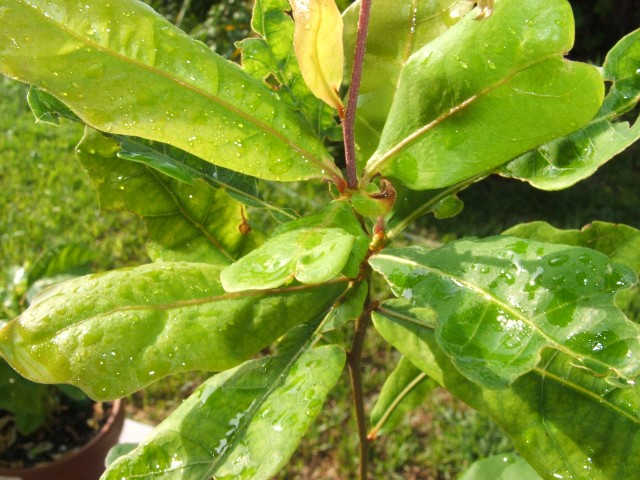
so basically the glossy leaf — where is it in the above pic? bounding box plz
[0,0,342,183]
[373,305,640,480]
[289,0,344,113]
[370,237,640,389]
[504,221,640,320]
[369,355,436,439]
[343,0,474,165]
[103,316,345,479]
[501,29,640,190]
[0,262,348,399]
[273,200,369,278]
[239,0,341,141]
[77,129,263,264]
[363,0,604,190]
[459,453,541,480]
[221,228,354,291]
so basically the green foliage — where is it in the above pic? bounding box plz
[501,28,640,190]
[362,0,604,190]
[0,0,639,479]
[370,238,639,389]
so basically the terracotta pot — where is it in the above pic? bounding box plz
[0,399,125,480]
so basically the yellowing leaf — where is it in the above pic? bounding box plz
[289,0,344,114]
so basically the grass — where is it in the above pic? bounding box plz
[0,78,147,281]
[1,70,639,478]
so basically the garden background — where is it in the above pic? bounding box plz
[1,0,638,477]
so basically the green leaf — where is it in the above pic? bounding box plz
[239,0,341,141]
[343,0,474,165]
[0,359,49,435]
[369,354,436,439]
[458,454,541,480]
[501,29,640,190]
[77,129,263,264]
[0,262,348,399]
[504,221,640,321]
[273,199,370,278]
[221,227,354,291]
[221,200,368,292]
[370,237,640,389]
[373,306,640,480]
[103,325,345,479]
[362,0,604,190]
[0,0,342,183]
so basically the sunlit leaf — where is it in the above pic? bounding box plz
[363,0,604,190]
[77,129,263,264]
[272,200,369,277]
[103,309,345,480]
[0,262,348,399]
[501,29,640,190]
[458,453,541,480]
[370,237,640,389]
[369,354,436,439]
[288,0,344,113]
[0,0,342,183]
[221,228,354,291]
[239,0,341,140]
[373,305,640,480]
[343,0,474,165]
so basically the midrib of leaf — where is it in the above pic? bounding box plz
[22,1,335,176]
[376,306,640,427]
[362,52,574,184]
[148,169,236,263]
[54,277,351,336]
[373,253,627,378]
[400,0,419,64]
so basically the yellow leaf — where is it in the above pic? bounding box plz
[289,0,344,114]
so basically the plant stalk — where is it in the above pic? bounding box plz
[347,292,373,480]
[175,0,192,28]
[343,0,372,190]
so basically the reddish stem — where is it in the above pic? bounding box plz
[343,0,372,191]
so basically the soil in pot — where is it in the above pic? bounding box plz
[0,397,124,479]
